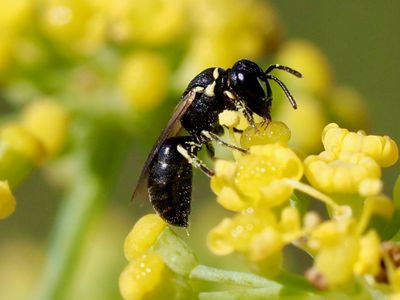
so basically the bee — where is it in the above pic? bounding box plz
[133,59,301,227]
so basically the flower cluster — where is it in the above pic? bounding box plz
[274,40,369,153]
[120,214,196,300]
[305,123,398,195]
[3,0,397,299]
[206,114,399,296]
[122,116,399,299]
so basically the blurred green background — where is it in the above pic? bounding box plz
[0,1,399,299]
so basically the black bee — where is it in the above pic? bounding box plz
[133,59,301,227]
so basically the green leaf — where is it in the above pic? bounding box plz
[190,264,282,289]
[152,227,198,276]
[198,288,282,300]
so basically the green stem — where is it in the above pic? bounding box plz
[190,264,282,289]
[33,166,105,300]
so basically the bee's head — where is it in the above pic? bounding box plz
[228,59,272,119]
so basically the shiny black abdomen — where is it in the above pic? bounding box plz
[148,136,195,227]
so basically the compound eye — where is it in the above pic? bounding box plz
[237,72,245,82]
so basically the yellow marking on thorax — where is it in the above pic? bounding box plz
[204,68,219,97]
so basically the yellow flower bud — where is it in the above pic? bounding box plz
[207,218,235,255]
[124,214,166,261]
[21,100,70,156]
[249,227,283,261]
[207,209,278,257]
[303,211,321,231]
[328,86,369,131]
[119,52,169,112]
[0,124,47,166]
[115,0,186,45]
[119,252,174,300]
[315,235,359,287]
[364,195,394,220]
[358,178,383,197]
[322,123,399,167]
[392,268,400,293]
[275,95,327,153]
[240,121,291,148]
[40,0,105,53]
[305,151,381,194]
[309,219,355,250]
[216,186,248,212]
[276,39,333,98]
[210,160,236,194]
[183,0,280,71]
[353,230,381,276]
[0,181,16,219]
[280,206,301,238]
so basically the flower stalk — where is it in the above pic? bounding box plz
[33,162,105,300]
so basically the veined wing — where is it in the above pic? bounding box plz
[131,89,198,202]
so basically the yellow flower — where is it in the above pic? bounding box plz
[211,143,303,211]
[124,214,166,261]
[322,123,398,167]
[391,266,400,293]
[119,252,175,300]
[0,124,47,166]
[118,52,169,112]
[307,216,382,288]
[240,121,291,148]
[117,0,186,45]
[305,150,381,194]
[314,234,359,287]
[208,206,301,262]
[249,227,283,261]
[176,0,280,83]
[276,39,333,98]
[0,181,16,219]
[353,230,381,276]
[308,218,355,250]
[39,0,106,53]
[308,218,358,287]
[328,86,369,131]
[207,209,278,257]
[358,178,383,197]
[305,123,398,195]
[21,99,70,156]
[275,94,327,153]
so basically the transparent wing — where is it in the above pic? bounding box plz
[131,89,197,202]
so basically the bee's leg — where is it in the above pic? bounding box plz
[223,90,257,129]
[205,142,215,157]
[177,143,214,177]
[201,130,248,153]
